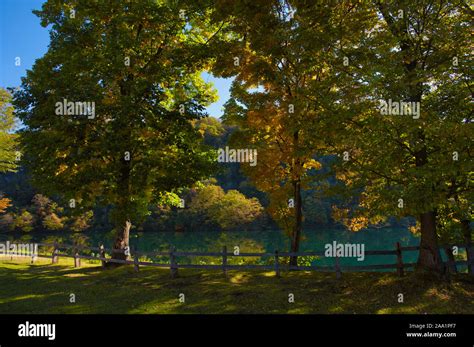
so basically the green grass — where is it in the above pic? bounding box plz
[0,257,473,314]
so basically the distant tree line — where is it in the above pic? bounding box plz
[1,115,396,233]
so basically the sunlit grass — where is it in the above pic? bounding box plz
[0,257,472,314]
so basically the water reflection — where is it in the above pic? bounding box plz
[1,227,427,268]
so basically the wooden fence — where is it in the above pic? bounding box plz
[2,240,473,278]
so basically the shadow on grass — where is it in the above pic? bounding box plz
[0,260,473,314]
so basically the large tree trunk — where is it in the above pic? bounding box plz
[289,179,303,267]
[112,219,131,261]
[413,135,444,274]
[111,148,132,262]
[461,219,473,275]
[417,211,444,273]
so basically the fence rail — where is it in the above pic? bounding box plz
[1,239,473,278]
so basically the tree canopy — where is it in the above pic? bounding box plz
[13,0,221,259]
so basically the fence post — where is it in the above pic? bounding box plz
[396,242,404,277]
[133,246,140,272]
[52,242,58,264]
[443,246,457,274]
[335,255,341,279]
[222,246,227,277]
[31,244,38,264]
[274,250,280,278]
[73,244,81,268]
[170,245,178,278]
[99,243,106,268]
[466,244,474,276]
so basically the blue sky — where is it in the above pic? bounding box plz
[0,0,231,118]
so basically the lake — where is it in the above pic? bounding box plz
[1,227,428,269]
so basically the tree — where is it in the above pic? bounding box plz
[0,88,17,220]
[329,1,473,274]
[0,196,11,214]
[31,194,53,220]
[12,210,35,233]
[210,189,263,229]
[188,182,263,229]
[0,212,14,230]
[212,0,365,265]
[0,88,18,173]
[69,210,93,232]
[13,0,220,260]
[43,213,65,231]
[193,116,225,138]
[30,193,67,231]
[188,183,226,227]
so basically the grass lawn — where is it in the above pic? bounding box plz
[0,257,473,314]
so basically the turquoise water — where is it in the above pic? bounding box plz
[2,227,425,269]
